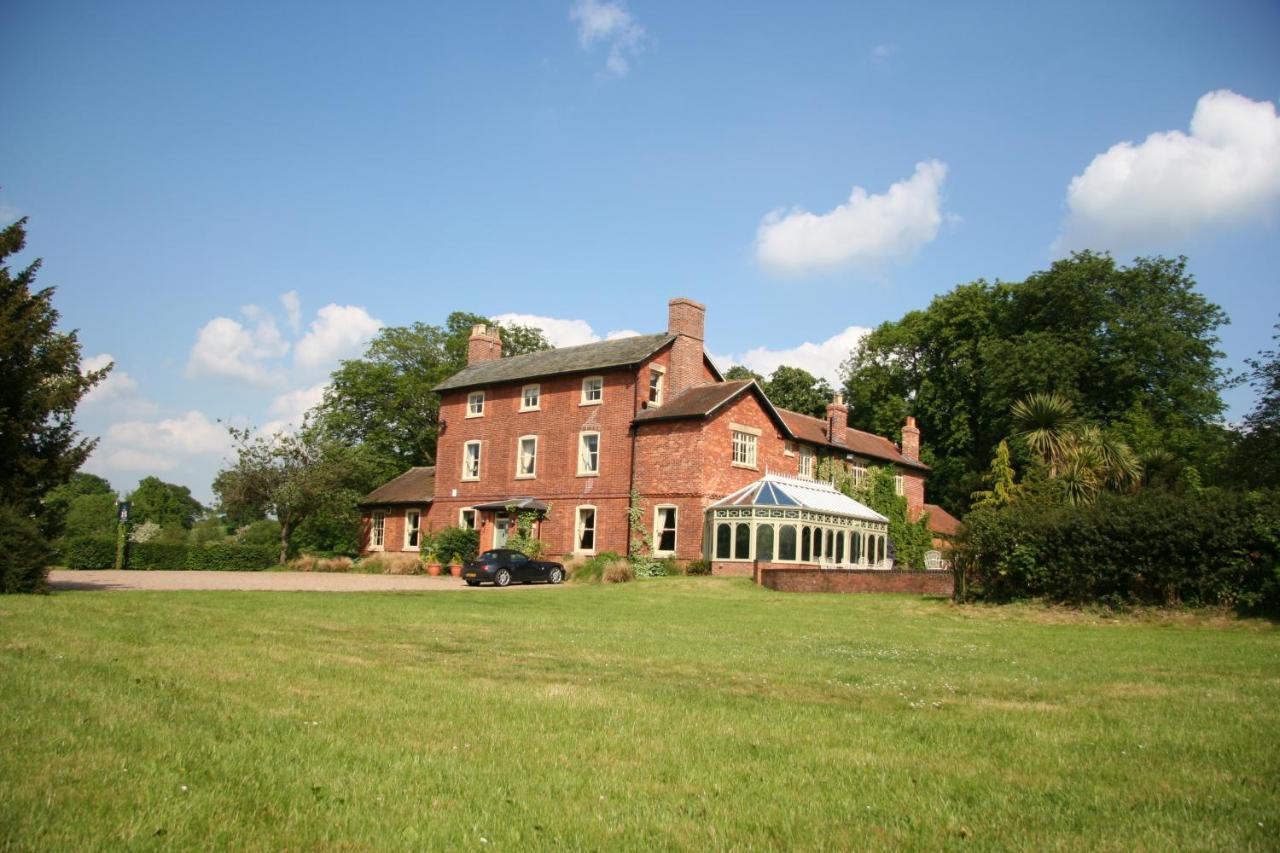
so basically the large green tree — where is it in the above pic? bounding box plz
[213,424,386,563]
[0,217,108,526]
[128,476,204,529]
[763,365,834,418]
[314,312,550,472]
[842,253,1229,510]
[43,472,114,536]
[1233,318,1280,488]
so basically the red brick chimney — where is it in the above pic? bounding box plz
[666,297,706,398]
[467,324,502,364]
[826,392,848,447]
[901,416,920,461]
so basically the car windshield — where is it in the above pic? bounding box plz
[477,551,503,563]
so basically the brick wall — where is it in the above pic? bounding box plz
[758,567,954,596]
[359,506,426,555]
[428,367,640,558]
[904,472,926,520]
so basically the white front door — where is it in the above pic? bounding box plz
[494,514,511,548]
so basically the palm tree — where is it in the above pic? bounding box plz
[1011,392,1077,476]
[1072,425,1142,492]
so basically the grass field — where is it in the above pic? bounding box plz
[2,578,1277,850]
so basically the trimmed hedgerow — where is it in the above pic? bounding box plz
[130,541,190,570]
[957,488,1280,611]
[63,536,117,570]
[187,543,277,571]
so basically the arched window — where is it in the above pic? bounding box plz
[877,535,886,564]
[825,528,835,560]
[734,523,751,560]
[779,525,797,561]
[801,526,811,562]
[756,525,774,562]
[716,523,731,559]
[850,530,861,564]
[835,530,844,563]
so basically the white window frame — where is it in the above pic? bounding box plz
[730,423,760,469]
[520,384,540,411]
[851,463,868,488]
[798,446,815,479]
[466,391,485,418]
[653,504,678,555]
[404,510,421,551]
[462,440,481,481]
[648,365,665,407]
[783,440,796,457]
[371,510,386,550]
[581,375,603,406]
[459,508,477,530]
[516,435,538,479]
[575,505,597,555]
[895,473,905,496]
[577,431,600,476]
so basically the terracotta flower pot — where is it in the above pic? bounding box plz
[450,564,463,578]
[427,563,442,577]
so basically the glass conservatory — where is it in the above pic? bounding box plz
[706,474,892,568]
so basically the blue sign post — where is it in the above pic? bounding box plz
[114,501,131,570]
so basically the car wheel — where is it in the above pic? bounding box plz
[548,567,565,585]
[494,568,512,587]
[465,580,480,587]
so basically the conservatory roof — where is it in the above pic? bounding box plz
[711,473,888,524]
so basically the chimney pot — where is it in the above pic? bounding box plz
[467,323,502,365]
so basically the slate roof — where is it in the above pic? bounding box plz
[359,466,435,506]
[433,333,675,392]
[633,380,796,436]
[776,408,930,471]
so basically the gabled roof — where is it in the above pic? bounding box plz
[434,333,675,392]
[359,467,435,507]
[633,379,794,436]
[712,473,888,524]
[776,408,929,471]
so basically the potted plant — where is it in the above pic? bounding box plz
[421,535,442,576]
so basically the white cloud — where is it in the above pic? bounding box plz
[107,410,231,456]
[605,329,641,340]
[756,160,949,277]
[186,308,290,387]
[281,290,302,335]
[260,382,328,437]
[570,0,644,77]
[101,449,178,472]
[80,353,138,403]
[293,304,383,371]
[491,312,603,348]
[1055,90,1280,253]
[714,325,871,385]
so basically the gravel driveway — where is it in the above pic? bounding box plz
[47,570,555,592]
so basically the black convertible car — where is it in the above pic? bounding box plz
[462,549,566,587]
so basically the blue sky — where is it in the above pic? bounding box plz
[3,0,1278,503]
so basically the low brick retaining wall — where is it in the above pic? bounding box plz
[758,567,954,596]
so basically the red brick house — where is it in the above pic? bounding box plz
[360,298,940,572]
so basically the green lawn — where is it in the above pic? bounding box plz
[2,579,1277,850]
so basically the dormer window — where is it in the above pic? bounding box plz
[581,376,603,405]
[648,366,665,407]
[467,391,485,417]
[521,384,540,411]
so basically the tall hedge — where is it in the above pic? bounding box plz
[957,488,1280,610]
[63,537,276,571]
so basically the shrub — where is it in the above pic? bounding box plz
[957,487,1280,611]
[236,519,282,547]
[289,554,354,573]
[435,526,479,565]
[685,558,712,576]
[631,555,666,578]
[353,552,422,575]
[130,541,189,570]
[0,505,53,593]
[570,551,622,583]
[63,536,117,570]
[189,517,229,544]
[186,542,277,571]
[129,521,161,544]
[603,558,635,584]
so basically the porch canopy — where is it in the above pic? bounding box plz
[707,474,893,568]
[469,497,549,513]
